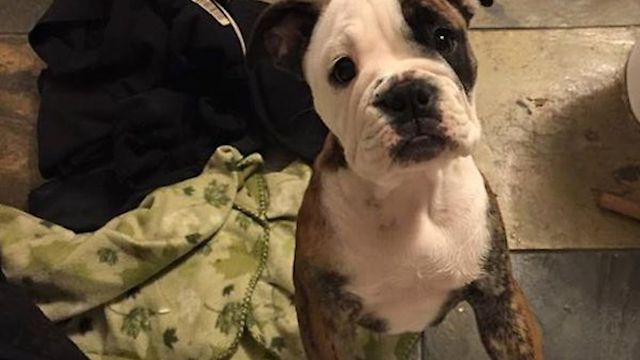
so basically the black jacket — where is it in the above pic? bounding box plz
[28,0,326,232]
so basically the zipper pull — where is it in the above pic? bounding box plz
[190,0,231,26]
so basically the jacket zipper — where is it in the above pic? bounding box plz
[215,1,247,55]
[190,0,247,55]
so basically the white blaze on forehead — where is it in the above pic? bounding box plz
[303,0,413,160]
[304,0,411,81]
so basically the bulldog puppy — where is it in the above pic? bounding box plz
[248,0,543,359]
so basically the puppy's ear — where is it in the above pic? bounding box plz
[247,1,321,76]
[447,0,493,23]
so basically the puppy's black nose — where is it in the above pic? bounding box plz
[374,80,436,120]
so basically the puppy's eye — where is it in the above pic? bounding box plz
[433,28,456,54]
[330,57,357,85]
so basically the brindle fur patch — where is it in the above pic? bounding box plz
[358,313,390,333]
[316,270,363,321]
[316,270,390,333]
[461,182,544,360]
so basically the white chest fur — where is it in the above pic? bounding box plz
[320,156,491,334]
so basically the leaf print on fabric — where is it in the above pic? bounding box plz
[183,186,195,196]
[120,262,157,286]
[208,345,228,358]
[250,236,266,259]
[235,213,251,231]
[97,248,118,265]
[121,307,153,339]
[211,247,257,279]
[204,180,230,208]
[185,233,201,244]
[245,307,257,331]
[270,336,287,352]
[199,243,212,256]
[214,302,242,335]
[163,328,179,349]
[222,285,234,297]
[262,303,286,323]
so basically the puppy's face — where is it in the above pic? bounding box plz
[250,0,484,180]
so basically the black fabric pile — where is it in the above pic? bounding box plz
[0,269,89,360]
[28,0,327,232]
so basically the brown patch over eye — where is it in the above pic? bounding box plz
[433,28,457,54]
[400,0,478,92]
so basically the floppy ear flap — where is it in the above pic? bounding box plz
[246,0,321,77]
[448,0,493,23]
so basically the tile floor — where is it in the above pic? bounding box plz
[426,251,640,359]
[0,0,638,359]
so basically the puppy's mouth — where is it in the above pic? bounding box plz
[391,117,447,162]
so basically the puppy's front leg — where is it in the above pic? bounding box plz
[294,261,358,360]
[466,275,544,360]
[466,184,544,360]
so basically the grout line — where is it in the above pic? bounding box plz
[510,248,640,254]
[0,32,29,36]
[471,24,640,31]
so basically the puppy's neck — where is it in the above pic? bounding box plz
[335,158,481,219]
[315,135,484,217]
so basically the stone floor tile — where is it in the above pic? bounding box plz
[474,0,640,29]
[472,28,640,249]
[0,0,52,34]
[0,116,41,210]
[0,35,42,122]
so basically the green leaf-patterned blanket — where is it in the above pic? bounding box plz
[0,146,419,360]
